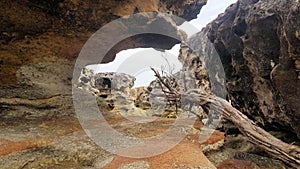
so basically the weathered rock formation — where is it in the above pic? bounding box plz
[186,0,300,139]
[0,0,207,117]
[132,86,151,109]
[0,0,209,168]
[77,69,145,115]
[77,64,209,119]
[1,0,299,168]
[178,43,211,93]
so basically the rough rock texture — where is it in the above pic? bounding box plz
[77,65,210,119]
[1,0,299,168]
[0,110,225,169]
[176,43,227,126]
[0,0,207,116]
[188,0,300,138]
[0,0,205,66]
[206,134,286,169]
[178,43,211,93]
[77,69,136,97]
[0,0,209,168]
[0,0,205,40]
[78,68,206,118]
[0,0,207,127]
[102,118,224,169]
[217,159,259,169]
[0,117,113,169]
[0,0,207,133]
[132,86,151,109]
[77,69,151,116]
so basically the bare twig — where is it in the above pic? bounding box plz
[151,67,180,115]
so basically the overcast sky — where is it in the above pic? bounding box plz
[88,0,237,87]
[190,0,237,29]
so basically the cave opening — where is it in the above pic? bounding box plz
[84,0,237,89]
[87,45,182,88]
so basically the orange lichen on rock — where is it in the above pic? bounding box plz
[102,119,224,169]
[113,0,159,16]
[0,118,82,157]
[0,138,53,157]
[192,121,225,145]
[102,141,216,169]
[200,130,225,145]
[40,119,82,136]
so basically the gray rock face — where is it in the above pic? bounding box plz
[77,69,152,116]
[158,0,207,22]
[178,43,211,93]
[131,87,151,110]
[188,0,300,138]
[77,69,135,96]
[76,68,99,96]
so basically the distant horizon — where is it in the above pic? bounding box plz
[88,0,238,87]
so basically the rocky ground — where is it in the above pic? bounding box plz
[1,0,299,168]
[0,109,225,169]
[0,108,290,169]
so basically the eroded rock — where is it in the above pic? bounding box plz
[187,0,300,139]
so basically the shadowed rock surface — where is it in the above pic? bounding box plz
[187,0,300,139]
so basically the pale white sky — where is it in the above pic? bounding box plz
[190,0,237,30]
[180,0,237,36]
[88,0,237,87]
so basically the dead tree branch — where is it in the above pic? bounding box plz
[199,94,300,168]
[152,68,300,168]
[151,67,180,114]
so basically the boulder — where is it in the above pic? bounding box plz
[186,0,300,138]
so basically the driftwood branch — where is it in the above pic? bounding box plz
[151,68,300,168]
[197,93,300,168]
